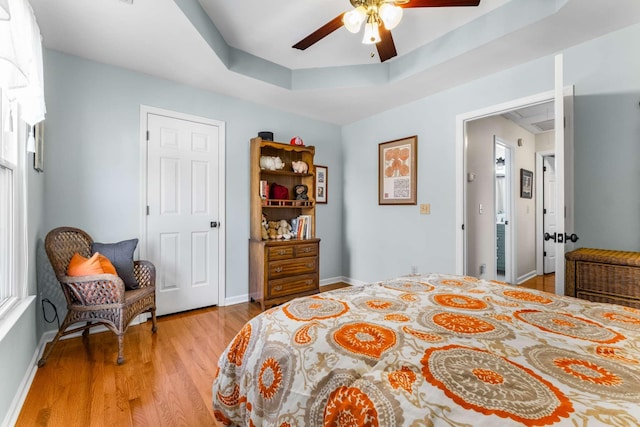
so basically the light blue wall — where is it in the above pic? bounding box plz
[565,24,640,250]
[342,56,554,282]
[0,300,36,424]
[40,49,343,332]
[342,22,640,282]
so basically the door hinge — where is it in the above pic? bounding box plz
[543,208,547,214]
[146,206,149,215]
[544,251,547,257]
[461,224,465,231]
[146,130,150,141]
[543,166,547,172]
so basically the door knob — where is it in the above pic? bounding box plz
[544,232,557,242]
[210,221,220,228]
[565,233,579,243]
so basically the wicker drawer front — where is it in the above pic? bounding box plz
[577,291,640,310]
[295,243,318,258]
[268,257,318,279]
[268,274,317,299]
[576,262,640,298]
[267,246,294,261]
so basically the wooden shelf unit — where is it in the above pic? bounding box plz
[249,137,320,309]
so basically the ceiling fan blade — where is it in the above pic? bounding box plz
[376,27,397,63]
[292,14,346,50]
[403,0,480,8]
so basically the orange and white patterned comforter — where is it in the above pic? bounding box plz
[212,274,640,426]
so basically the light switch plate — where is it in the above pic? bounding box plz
[420,204,430,215]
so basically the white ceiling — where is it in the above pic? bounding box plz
[197,0,509,70]
[28,0,640,125]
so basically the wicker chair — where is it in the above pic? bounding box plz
[39,227,157,366]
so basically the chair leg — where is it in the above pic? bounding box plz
[38,316,74,367]
[82,322,91,338]
[151,307,158,333]
[116,334,125,365]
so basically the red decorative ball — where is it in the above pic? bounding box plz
[290,136,304,146]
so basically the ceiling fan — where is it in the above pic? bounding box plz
[292,0,481,63]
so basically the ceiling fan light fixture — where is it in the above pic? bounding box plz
[379,3,403,30]
[343,6,367,33]
[362,20,381,44]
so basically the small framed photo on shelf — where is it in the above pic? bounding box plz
[379,136,417,205]
[520,168,533,199]
[315,165,328,204]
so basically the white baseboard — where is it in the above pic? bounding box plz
[224,294,249,306]
[517,270,538,285]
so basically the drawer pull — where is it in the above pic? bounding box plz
[306,280,313,285]
[274,266,283,273]
[306,263,313,268]
[278,250,286,255]
[274,285,283,291]
[302,248,311,253]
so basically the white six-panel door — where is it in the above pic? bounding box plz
[543,156,557,274]
[145,112,223,315]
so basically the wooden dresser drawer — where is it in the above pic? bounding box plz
[577,291,640,310]
[576,262,640,298]
[295,243,318,258]
[268,274,317,299]
[267,246,294,261]
[268,257,318,279]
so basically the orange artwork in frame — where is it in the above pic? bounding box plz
[379,136,417,205]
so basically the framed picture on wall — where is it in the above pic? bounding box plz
[520,168,533,198]
[378,136,417,205]
[315,165,327,204]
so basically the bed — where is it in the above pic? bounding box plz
[212,273,640,426]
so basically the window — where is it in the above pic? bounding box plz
[0,88,24,318]
[0,160,15,309]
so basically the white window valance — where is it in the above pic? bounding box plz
[0,0,46,126]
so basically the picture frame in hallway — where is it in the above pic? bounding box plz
[379,136,417,205]
[315,165,327,204]
[520,168,533,199]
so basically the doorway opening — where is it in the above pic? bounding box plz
[494,139,513,283]
[457,92,559,286]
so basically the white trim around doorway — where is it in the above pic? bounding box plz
[138,105,227,307]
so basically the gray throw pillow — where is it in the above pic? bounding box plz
[92,239,139,290]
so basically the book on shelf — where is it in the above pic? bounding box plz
[295,214,312,239]
[259,180,268,199]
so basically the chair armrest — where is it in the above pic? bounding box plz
[60,274,126,305]
[134,260,156,289]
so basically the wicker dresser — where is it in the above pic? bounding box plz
[565,248,640,309]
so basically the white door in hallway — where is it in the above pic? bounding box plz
[145,112,224,315]
[543,156,557,274]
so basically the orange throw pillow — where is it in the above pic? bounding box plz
[98,254,117,275]
[67,252,117,276]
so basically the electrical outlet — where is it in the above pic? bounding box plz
[420,204,430,215]
[480,264,486,275]
[411,265,418,275]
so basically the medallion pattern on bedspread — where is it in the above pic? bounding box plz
[421,344,573,426]
[212,273,640,426]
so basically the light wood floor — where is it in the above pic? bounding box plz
[16,275,555,426]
